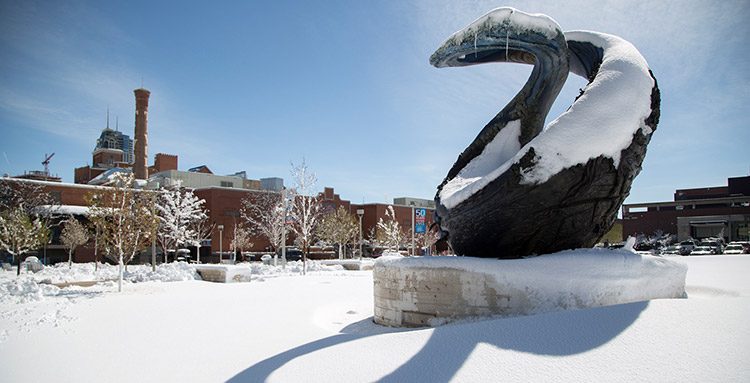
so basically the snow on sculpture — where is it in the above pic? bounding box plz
[431,7,660,258]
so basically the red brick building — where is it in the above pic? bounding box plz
[622,176,750,242]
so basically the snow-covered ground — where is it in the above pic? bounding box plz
[1,255,748,382]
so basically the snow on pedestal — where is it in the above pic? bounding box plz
[373,249,687,327]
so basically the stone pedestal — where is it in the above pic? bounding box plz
[373,251,687,327]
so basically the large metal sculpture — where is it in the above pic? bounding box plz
[432,8,660,258]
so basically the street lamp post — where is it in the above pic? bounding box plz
[411,206,416,256]
[280,188,287,267]
[217,224,224,264]
[357,208,364,259]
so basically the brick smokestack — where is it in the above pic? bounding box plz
[133,88,150,180]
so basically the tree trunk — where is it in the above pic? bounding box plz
[16,254,20,276]
[94,235,99,271]
[118,255,124,293]
[68,249,73,269]
[302,242,307,276]
[339,243,343,260]
[197,244,201,264]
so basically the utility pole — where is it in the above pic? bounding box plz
[281,188,287,267]
[411,206,415,256]
[357,208,364,259]
[218,224,224,264]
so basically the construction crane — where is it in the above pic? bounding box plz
[42,153,55,177]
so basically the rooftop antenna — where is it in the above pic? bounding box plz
[116,116,119,131]
[106,106,110,129]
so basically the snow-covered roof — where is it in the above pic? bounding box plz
[36,205,91,216]
[88,167,132,186]
[0,177,113,191]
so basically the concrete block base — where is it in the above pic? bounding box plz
[373,251,687,327]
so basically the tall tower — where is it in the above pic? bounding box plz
[133,88,150,180]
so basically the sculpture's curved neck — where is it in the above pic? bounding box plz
[432,28,570,184]
[496,36,569,146]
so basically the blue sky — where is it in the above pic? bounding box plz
[1,0,748,205]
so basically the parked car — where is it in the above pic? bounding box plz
[660,245,681,256]
[723,244,746,255]
[175,248,192,262]
[690,246,716,256]
[699,241,723,255]
[727,241,750,254]
[677,240,700,255]
[634,242,658,256]
[20,256,44,273]
[276,248,303,261]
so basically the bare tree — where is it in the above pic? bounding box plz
[60,217,90,268]
[0,206,49,275]
[88,173,157,292]
[377,205,404,254]
[241,191,287,254]
[317,206,358,259]
[289,160,321,274]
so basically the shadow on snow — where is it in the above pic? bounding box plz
[228,300,648,382]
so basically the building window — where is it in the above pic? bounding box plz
[220,181,233,188]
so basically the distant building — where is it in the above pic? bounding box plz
[12,170,62,183]
[393,197,435,209]
[75,90,150,184]
[623,176,750,242]
[260,177,284,192]
[95,127,133,164]
[149,169,259,190]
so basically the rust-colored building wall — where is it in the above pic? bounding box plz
[193,187,275,256]
[151,153,178,173]
[674,186,728,201]
[92,150,123,168]
[623,204,750,238]
[74,166,92,184]
[319,186,351,214]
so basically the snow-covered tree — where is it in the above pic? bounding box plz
[231,224,254,262]
[155,184,206,263]
[88,173,157,292]
[414,229,439,256]
[241,191,288,254]
[0,178,55,216]
[377,205,404,253]
[1,178,56,274]
[188,214,214,264]
[60,217,89,268]
[317,206,358,259]
[289,160,321,274]
[0,206,49,275]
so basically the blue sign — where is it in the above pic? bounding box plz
[415,208,426,233]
